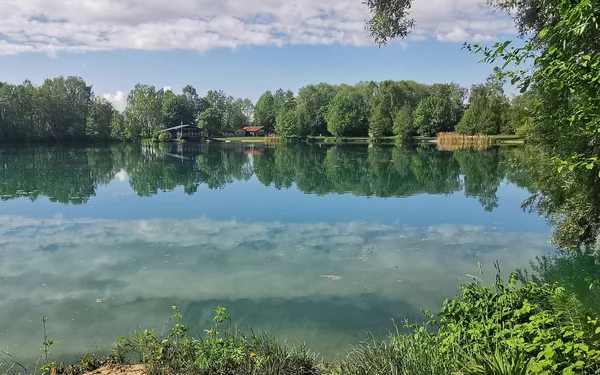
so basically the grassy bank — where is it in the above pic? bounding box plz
[8,267,600,375]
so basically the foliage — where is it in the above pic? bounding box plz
[393,106,415,136]
[198,108,222,137]
[368,103,393,137]
[504,147,600,250]
[119,306,321,375]
[437,265,600,375]
[455,348,533,375]
[517,248,600,316]
[413,97,452,136]
[253,91,277,131]
[297,83,339,136]
[325,86,369,137]
[469,0,600,170]
[158,132,172,142]
[369,80,432,137]
[86,98,114,140]
[429,83,467,126]
[506,91,536,136]
[363,0,414,46]
[275,107,306,137]
[455,77,510,136]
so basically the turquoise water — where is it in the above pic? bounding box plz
[0,142,555,362]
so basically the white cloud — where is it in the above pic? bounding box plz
[0,0,515,56]
[0,215,552,362]
[102,90,127,111]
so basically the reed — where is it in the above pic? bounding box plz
[436,132,493,151]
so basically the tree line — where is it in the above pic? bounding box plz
[250,76,526,138]
[363,0,600,171]
[0,78,255,141]
[1,75,534,142]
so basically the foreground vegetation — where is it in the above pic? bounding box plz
[7,261,600,375]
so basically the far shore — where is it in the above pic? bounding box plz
[211,134,525,145]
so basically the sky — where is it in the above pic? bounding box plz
[0,0,519,110]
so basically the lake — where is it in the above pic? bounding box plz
[0,142,557,363]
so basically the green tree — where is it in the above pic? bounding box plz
[204,90,231,131]
[507,90,537,136]
[123,85,162,139]
[369,80,429,137]
[325,86,369,137]
[253,91,276,131]
[429,83,467,126]
[36,76,92,139]
[161,91,189,127]
[413,97,452,136]
[393,106,415,136]
[110,111,126,140]
[86,98,115,140]
[472,0,600,169]
[273,89,296,115]
[275,107,304,137]
[456,77,509,135]
[296,83,338,135]
[182,85,208,124]
[198,108,222,137]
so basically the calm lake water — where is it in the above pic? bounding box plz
[0,142,557,362]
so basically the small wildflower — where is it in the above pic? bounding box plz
[250,352,256,358]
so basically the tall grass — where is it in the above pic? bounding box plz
[333,326,454,375]
[437,132,493,151]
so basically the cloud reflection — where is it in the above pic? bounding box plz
[0,215,554,361]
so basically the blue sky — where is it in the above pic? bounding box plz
[0,0,518,108]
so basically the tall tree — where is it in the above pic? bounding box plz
[37,76,92,139]
[204,90,232,131]
[413,97,452,136]
[254,91,277,131]
[123,85,162,139]
[182,85,208,124]
[393,106,415,136]
[296,83,338,136]
[198,108,221,137]
[325,86,369,137]
[161,91,189,127]
[86,98,115,140]
[455,76,509,135]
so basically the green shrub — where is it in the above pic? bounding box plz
[438,264,600,375]
[118,306,321,375]
[158,132,172,142]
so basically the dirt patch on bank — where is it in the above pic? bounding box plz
[84,365,145,375]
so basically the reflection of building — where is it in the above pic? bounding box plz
[159,125,204,140]
[242,126,265,136]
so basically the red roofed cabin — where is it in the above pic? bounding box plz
[243,126,265,136]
